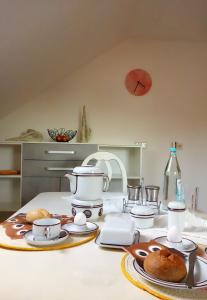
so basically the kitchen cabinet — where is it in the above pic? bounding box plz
[21,143,97,206]
[22,177,60,205]
[0,142,146,210]
[0,142,22,212]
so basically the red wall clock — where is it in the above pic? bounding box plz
[125,69,152,96]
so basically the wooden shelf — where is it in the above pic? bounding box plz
[0,175,21,178]
[110,175,141,180]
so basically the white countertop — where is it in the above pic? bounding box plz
[1,192,156,300]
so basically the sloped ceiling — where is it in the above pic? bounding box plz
[0,0,207,118]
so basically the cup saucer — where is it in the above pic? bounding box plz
[62,222,98,235]
[154,235,197,252]
[24,229,70,246]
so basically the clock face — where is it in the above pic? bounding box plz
[125,69,152,96]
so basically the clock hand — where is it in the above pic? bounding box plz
[134,81,145,93]
[139,81,145,88]
[134,81,139,93]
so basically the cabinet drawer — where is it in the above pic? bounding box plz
[23,143,98,160]
[22,160,81,177]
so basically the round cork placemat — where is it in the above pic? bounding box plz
[121,253,207,300]
[0,213,97,251]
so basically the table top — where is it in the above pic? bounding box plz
[1,192,207,300]
[1,192,156,300]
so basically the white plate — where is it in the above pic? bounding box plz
[24,229,70,246]
[154,236,197,252]
[133,255,207,289]
[62,222,98,235]
[95,231,140,249]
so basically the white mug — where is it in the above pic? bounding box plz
[32,218,61,241]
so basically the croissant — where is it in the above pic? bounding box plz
[26,208,51,223]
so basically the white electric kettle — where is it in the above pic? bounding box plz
[65,165,109,200]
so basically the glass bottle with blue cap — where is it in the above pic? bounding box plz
[162,142,185,211]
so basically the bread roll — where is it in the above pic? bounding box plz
[144,249,187,282]
[26,208,51,223]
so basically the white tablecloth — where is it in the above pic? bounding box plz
[1,192,207,300]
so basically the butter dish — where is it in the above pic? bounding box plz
[95,230,139,249]
[98,214,136,246]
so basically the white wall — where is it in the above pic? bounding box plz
[1,39,207,211]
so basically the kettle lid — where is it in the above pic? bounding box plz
[72,165,104,176]
[130,205,154,217]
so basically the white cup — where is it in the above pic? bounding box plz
[32,218,61,241]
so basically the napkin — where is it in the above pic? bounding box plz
[185,209,207,232]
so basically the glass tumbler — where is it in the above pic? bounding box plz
[123,185,141,212]
[127,185,141,202]
[145,185,160,202]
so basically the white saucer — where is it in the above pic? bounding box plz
[95,230,140,249]
[154,235,197,252]
[62,222,98,235]
[24,229,70,246]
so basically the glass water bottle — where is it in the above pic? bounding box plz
[162,146,184,210]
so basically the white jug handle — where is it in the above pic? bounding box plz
[103,175,110,192]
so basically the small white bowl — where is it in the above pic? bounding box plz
[130,206,154,229]
[71,198,103,221]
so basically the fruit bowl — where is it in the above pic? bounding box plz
[47,128,77,142]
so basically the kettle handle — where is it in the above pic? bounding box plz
[103,175,110,192]
[65,173,78,195]
[74,175,78,194]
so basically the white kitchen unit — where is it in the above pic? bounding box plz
[0,142,22,211]
[0,142,146,211]
[98,143,145,180]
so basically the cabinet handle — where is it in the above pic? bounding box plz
[46,167,73,171]
[46,150,76,155]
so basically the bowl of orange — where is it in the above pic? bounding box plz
[47,128,77,142]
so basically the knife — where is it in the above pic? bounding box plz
[186,250,197,289]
